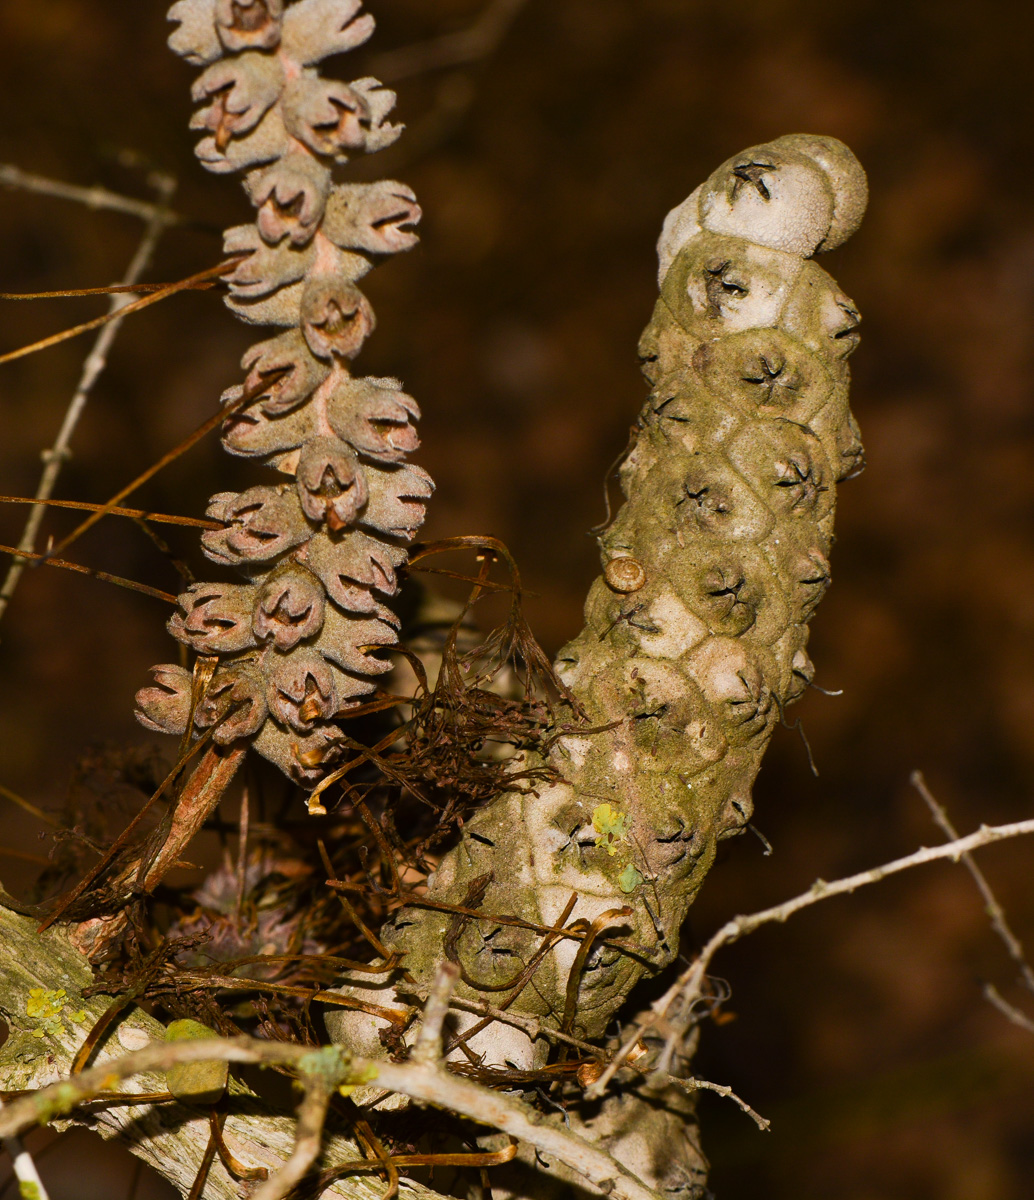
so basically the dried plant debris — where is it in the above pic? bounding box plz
[326,137,868,1158]
[139,0,430,788]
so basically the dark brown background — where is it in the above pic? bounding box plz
[2,1,1034,1197]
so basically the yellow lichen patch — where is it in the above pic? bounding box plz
[26,988,87,1039]
[592,803,631,856]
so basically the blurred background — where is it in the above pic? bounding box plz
[2,0,1034,1197]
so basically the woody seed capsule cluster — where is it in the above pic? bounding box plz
[135,0,431,786]
[328,138,869,1126]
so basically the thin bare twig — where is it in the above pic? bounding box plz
[0,163,183,226]
[911,770,1034,993]
[983,982,1034,1034]
[589,815,1034,1099]
[370,0,530,83]
[675,1077,770,1132]
[0,174,176,626]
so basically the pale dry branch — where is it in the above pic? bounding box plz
[0,172,177,626]
[911,770,1034,993]
[252,1081,333,1200]
[0,1097,51,1200]
[0,1032,665,1200]
[590,815,1034,1099]
[412,962,460,1065]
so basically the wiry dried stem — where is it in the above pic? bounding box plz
[0,173,176,627]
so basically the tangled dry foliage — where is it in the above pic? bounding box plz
[3,4,1034,1200]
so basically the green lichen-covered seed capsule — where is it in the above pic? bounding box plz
[164,1018,229,1106]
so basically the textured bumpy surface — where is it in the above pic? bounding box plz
[329,137,868,1119]
[135,0,430,785]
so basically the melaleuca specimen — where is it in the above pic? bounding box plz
[134,0,431,788]
[328,136,868,1121]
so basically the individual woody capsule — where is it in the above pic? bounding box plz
[246,153,331,247]
[194,105,289,176]
[280,0,376,67]
[318,607,397,675]
[221,388,317,459]
[326,376,420,462]
[194,663,269,744]
[693,327,833,423]
[359,462,435,540]
[254,565,326,651]
[168,0,223,65]
[265,647,339,732]
[303,529,405,611]
[135,665,193,735]
[190,53,284,152]
[684,636,776,746]
[239,328,331,415]
[295,436,368,530]
[323,182,422,255]
[222,224,316,300]
[253,718,344,786]
[282,74,400,161]
[201,485,312,566]
[694,135,867,259]
[215,0,283,52]
[168,582,259,654]
[300,276,376,360]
